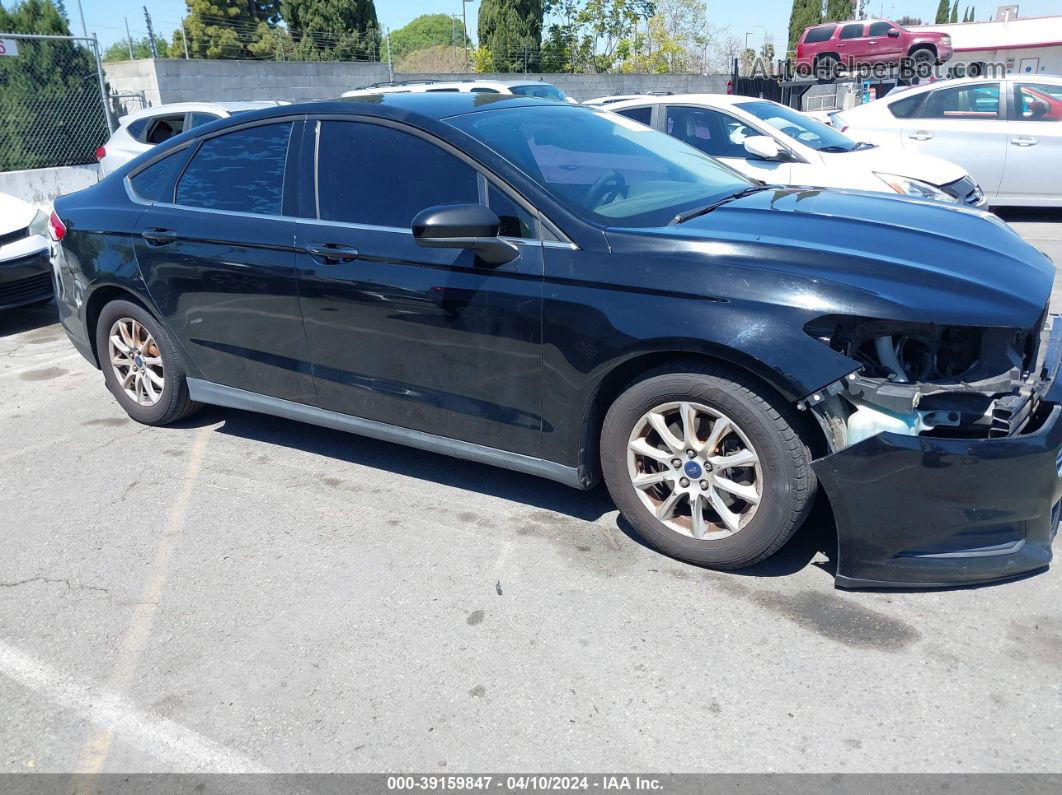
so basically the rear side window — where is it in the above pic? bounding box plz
[839,24,864,40]
[803,25,837,44]
[128,149,191,203]
[126,118,149,141]
[175,122,292,215]
[887,92,926,118]
[143,114,186,144]
[316,121,478,228]
[615,106,652,125]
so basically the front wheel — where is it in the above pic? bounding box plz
[600,364,816,569]
[95,299,201,426]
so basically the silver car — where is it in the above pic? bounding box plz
[831,75,1062,207]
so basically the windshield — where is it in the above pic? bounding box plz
[736,100,863,152]
[448,105,751,227]
[510,83,569,102]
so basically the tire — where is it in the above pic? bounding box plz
[95,299,201,426]
[600,363,816,569]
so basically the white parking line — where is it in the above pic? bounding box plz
[0,637,269,773]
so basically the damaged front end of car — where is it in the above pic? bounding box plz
[800,311,1062,588]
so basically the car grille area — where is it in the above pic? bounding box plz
[941,175,984,206]
[0,272,53,308]
[0,227,29,248]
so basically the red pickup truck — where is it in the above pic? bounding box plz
[796,19,953,76]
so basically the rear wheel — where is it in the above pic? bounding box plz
[600,363,816,569]
[95,299,200,426]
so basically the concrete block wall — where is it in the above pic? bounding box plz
[102,59,731,108]
[0,165,99,209]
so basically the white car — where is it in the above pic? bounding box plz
[583,93,672,106]
[97,101,288,176]
[830,75,1062,207]
[0,192,53,311]
[342,79,577,104]
[602,94,985,206]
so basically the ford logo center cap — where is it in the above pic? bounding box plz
[684,461,703,479]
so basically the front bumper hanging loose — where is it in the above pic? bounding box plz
[812,322,1062,589]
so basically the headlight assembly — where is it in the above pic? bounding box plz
[28,209,50,238]
[874,172,957,203]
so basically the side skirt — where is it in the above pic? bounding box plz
[186,379,586,490]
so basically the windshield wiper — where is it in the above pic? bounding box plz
[671,186,771,224]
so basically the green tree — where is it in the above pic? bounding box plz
[949,1,958,23]
[281,0,380,60]
[0,0,110,170]
[390,14,469,62]
[896,15,923,26]
[479,0,544,72]
[103,35,172,61]
[823,0,852,22]
[934,0,949,23]
[787,0,821,54]
[182,0,281,59]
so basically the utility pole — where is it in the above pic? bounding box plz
[386,27,394,83]
[181,17,190,59]
[462,0,471,71]
[125,16,134,60]
[74,0,87,38]
[143,6,158,59]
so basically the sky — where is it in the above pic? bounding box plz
[71,0,1061,55]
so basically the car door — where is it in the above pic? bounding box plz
[901,81,1007,196]
[996,81,1062,204]
[664,105,793,183]
[866,21,903,64]
[293,118,545,456]
[132,119,317,404]
[835,22,867,67]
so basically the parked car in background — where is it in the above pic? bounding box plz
[342,79,577,103]
[602,94,984,205]
[583,92,672,106]
[796,19,953,76]
[831,75,1062,207]
[52,94,1061,588]
[0,192,53,310]
[97,101,289,176]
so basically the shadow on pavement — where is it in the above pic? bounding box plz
[994,207,1062,224]
[0,298,59,338]
[174,404,835,578]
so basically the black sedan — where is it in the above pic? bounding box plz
[51,93,1061,588]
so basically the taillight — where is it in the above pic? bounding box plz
[726,80,733,95]
[49,211,66,242]
[95,146,106,161]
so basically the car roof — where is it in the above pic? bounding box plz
[120,100,284,125]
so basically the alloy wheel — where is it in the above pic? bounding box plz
[627,401,763,540]
[108,317,165,407]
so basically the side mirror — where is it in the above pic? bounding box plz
[411,203,518,266]
[887,28,901,38]
[743,135,785,161]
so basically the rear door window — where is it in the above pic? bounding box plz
[143,114,186,144]
[188,112,222,128]
[175,122,293,215]
[803,25,837,44]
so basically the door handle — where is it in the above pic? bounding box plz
[141,227,176,246]
[908,130,934,141]
[1010,136,1038,147]
[306,243,359,264]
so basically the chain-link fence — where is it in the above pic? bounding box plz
[0,32,114,172]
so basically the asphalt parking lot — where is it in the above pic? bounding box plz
[1,210,1061,774]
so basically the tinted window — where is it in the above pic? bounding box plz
[470,87,497,93]
[868,22,896,36]
[921,83,1000,119]
[176,122,292,215]
[665,106,753,158]
[510,83,569,102]
[129,150,190,202]
[803,25,837,44]
[615,106,652,125]
[316,121,478,228]
[427,88,460,92]
[449,105,750,228]
[144,114,185,145]
[887,92,925,118]
[737,100,859,151]
[488,184,536,239]
[839,24,865,40]
[189,112,221,128]
[1017,83,1062,122]
[126,118,149,141]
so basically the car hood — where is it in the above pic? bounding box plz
[0,192,38,234]
[618,187,1054,329]
[821,145,968,187]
